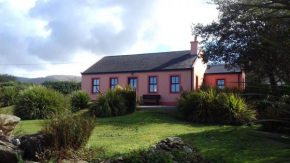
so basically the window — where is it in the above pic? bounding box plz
[217,79,225,89]
[128,77,137,91]
[170,76,180,93]
[110,78,118,89]
[92,78,100,93]
[149,76,157,93]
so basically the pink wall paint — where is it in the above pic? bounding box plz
[203,73,244,88]
[82,70,192,105]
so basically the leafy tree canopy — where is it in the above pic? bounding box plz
[193,0,290,85]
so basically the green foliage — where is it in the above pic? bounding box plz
[41,114,95,150]
[200,84,242,94]
[89,89,126,117]
[0,74,16,82]
[70,90,90,112]
[116,85,137,113]
[177,87,255,125]
[253,95,290,134]
[0,86,18,107]
[193,0,290,85]
[16,110,290,163]
[146,151,173,163]
[90,86,137,117]
[0,81,19,88]
[42,81,81,95]
[217,93,256,125]
[0,82,37,107]
[14,85,69,120]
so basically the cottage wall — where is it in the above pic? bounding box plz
[203,73,244,88]
[82,70,192,105]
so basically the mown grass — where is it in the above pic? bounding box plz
[0,105,15,115]
[9,109,290,163]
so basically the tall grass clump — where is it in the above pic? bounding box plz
[177,87,255,125]
[217,93,256,125]
[89,86,137,117]
[14,85,69,120]
[0,86,18,107]
[116,85,138,113]
[70,90,90,113]
[39,115,95,161]
[89,90,126,117]
[41,115,95,150]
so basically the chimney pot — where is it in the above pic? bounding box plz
[190,36,198,55]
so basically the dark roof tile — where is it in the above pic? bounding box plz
[82,50,197,74]
[205,65,241,74]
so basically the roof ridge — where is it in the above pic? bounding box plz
[103,50,190,58]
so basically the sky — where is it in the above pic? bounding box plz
[0,0,218,78]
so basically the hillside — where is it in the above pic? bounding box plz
[16,75,81,83]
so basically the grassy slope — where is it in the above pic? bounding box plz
[0,105,15,115]
[13,110,290,163]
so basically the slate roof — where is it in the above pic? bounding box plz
[205,65,242,74]
[82,50,197,74]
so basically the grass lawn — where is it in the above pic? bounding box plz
[5,108,289,163]
[0,105,15,115]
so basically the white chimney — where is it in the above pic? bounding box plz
[190,36,198,55]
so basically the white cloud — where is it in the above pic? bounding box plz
[0,0,218,78]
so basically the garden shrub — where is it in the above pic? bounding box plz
[89,89,126,117]
[116,85,138,113]
[0,86,18,107]
[200,84,242,94]
[41,114,95,150]
[217,93,256,125]
[42,81,81,95]
[70,90,90,112]
[89,86,137,117]
[14,85,69,120]
[254,95,290,133]
[177,87,255,125]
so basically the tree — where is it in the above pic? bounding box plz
[193,0,290,85]
[0,74,17,82]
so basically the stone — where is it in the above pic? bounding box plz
[12,138,20,146]
[183,146,193,154]
[173,161,179,163]
[0,140,24,163]
[19,133,46,161]
[0,114,21,136]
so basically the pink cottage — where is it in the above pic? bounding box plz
[81,38,245,105]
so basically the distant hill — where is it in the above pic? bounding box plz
[16,75,81,83]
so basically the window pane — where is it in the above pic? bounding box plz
[171,85,175,92]
[176,77,179,84]
[154,85,157,92]
[150,85,153,92]
[150,77,153,84]
[134,79,137,87]
[93,86,99,93]
[171,77,175,84]
[153,77,157,84]
[176,84,179,92]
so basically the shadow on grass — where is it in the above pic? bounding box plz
[178,127,290,163]
[93,110,211,128]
